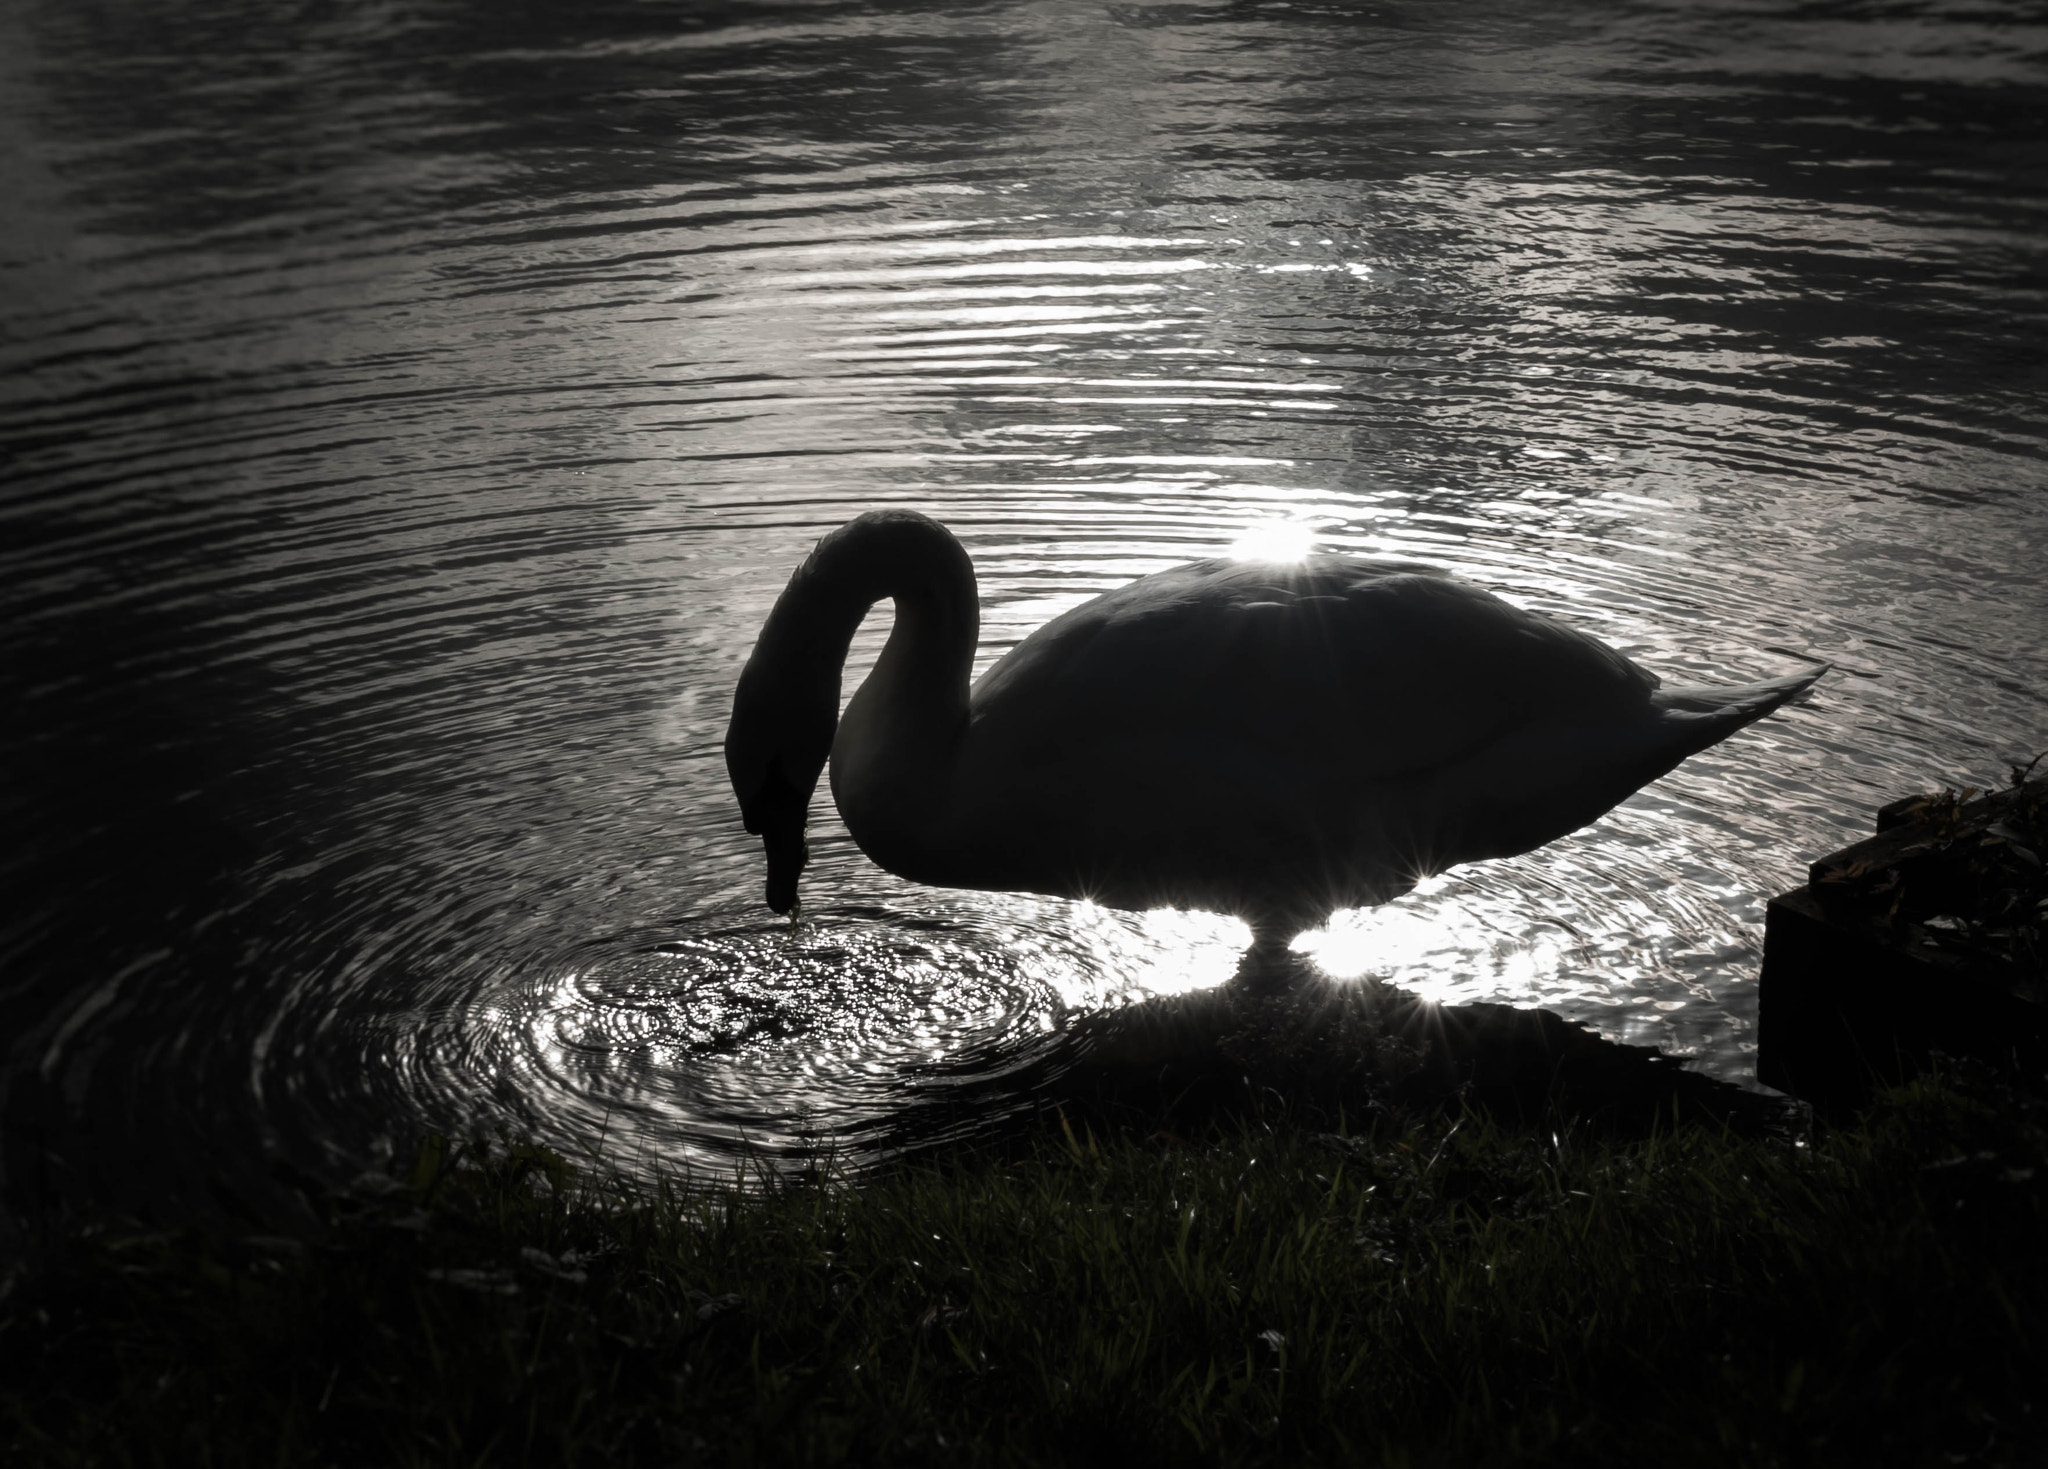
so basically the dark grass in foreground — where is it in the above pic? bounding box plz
[4,1067,2044,1467]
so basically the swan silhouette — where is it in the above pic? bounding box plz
[725,510,1823,974]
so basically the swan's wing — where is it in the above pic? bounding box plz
[967,557,1656,787]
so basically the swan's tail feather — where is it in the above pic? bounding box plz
[1649,664,1829,758]
[1446,663,1828,863]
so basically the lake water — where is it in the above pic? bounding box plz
[4,0,2045,1224]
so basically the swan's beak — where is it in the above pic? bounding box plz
[763,825,808,916]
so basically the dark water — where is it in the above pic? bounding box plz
[4,0,2046,1224]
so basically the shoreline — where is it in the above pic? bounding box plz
[5,1058,2041,1465]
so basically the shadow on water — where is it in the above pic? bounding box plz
[882,971,1796,1164]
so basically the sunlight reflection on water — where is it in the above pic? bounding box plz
[1225,520,1319,562]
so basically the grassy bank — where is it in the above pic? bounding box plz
[3,1066,2043,1467]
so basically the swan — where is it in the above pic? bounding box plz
[724,510,1823,976]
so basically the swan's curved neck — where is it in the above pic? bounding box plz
[790,511,978,685]
[754,511,979,863]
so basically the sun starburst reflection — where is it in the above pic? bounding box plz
[1293,877,1480,1006]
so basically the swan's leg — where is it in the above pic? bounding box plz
[1232,919,1302,990]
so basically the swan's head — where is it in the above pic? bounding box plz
[725,633,838,916]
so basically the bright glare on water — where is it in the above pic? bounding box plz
[1225,521,1318,563]
[3,0,2045,1221]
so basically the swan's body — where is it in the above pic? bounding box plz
[725,510,1822,957]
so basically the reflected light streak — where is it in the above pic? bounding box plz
[831,319,1197,344]
[771,257,1215,287]
[763,236,1210,270]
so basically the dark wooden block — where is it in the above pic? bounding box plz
[1757,776,2047,1110]
[1757,887,2046,1108]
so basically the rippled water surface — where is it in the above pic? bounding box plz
[5,0,2046,1219]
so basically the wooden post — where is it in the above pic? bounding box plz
[1757,777,2047,1110]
